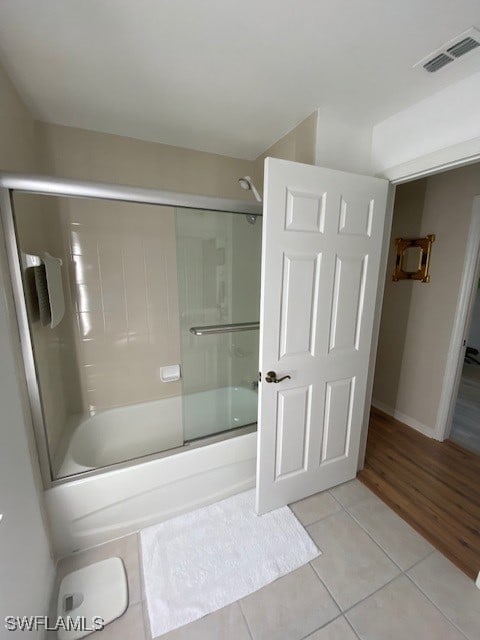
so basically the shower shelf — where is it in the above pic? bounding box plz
[190,322,259,336]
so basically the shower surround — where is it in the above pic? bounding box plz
[4,172,261,555]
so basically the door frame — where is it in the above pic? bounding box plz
[357,184,395,467]
[434,196,480,441]
[359,150,480,467]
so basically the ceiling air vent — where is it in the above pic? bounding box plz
[423,53,453,73]
[415,27,480,73]
[447,37,480,58]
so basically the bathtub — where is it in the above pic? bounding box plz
[57,386,257,477]
[57,396,183,477]
[46,386,258,557]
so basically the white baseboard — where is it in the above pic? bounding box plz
[371,399,434,438]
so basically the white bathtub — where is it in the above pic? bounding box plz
[46,386,258,557]
[57,396,183,477]
[58,386,257,477]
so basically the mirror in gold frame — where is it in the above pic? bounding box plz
[392,234,435,283]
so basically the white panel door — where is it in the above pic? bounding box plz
[256,158,389,514]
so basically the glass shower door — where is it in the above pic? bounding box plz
[175,208,262,440]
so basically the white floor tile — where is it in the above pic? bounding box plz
[347,575,465,640]
[90,603,145,640]
[408,552,480,640]
[329,479,373,508]
[306,616,358,639]
[290,491,342,526]
[240,564,339,640]
[348,495,434,570]
[159,603,250,640]
[309,511,400,610]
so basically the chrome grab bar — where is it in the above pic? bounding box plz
[190,322,260,336]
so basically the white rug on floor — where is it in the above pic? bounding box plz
[140,489,320,637]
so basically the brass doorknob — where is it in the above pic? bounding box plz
[265,370,292,384]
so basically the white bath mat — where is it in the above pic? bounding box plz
[140,489,320,637]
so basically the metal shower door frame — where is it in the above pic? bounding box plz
[0,171,262,488]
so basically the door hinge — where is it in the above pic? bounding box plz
[258,371,261,381]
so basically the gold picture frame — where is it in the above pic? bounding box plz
[392,234,435,283]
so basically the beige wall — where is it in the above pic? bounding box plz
[0,62,54,628]
[253,111,317,191]
[36,121,255,199]
[0,64,38,173]
[373,164,480,434]
[315,109,373,175]
[373,180,426,411]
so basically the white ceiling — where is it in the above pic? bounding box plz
[0,0,480,160]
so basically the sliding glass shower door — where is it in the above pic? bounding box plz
[175,208,262,440]
[10,191,261,482]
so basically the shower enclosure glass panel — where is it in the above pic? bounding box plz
[11,193,260,481]
[175,209,261,440]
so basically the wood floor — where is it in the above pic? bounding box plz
[359,407,480,580]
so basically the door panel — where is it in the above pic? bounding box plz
[279,253,320,358]
[275,385,310,478]
[329,253,368,353]
[322,376,355,462]
[256,158,389,514]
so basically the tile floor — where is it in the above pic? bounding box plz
[54,479,480,639]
